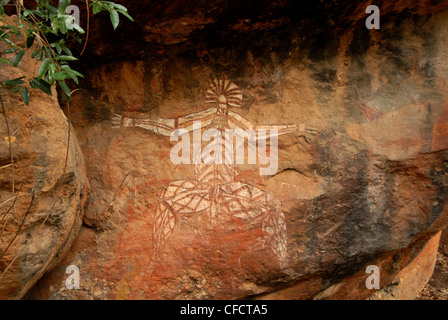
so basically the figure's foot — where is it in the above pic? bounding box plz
[297,123,317,143]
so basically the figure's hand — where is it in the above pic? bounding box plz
[112,114,135,129]
[297,122,317,143]
[111,114,123,129]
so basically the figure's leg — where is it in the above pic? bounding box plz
[152,198,176,260]
[261,200,288,269]
[220,182,289,268]
[135,180,211,298]
[136,187,177,295]
[152,180,211,261]
[133,197,176,298]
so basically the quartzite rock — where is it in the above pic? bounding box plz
[0,16,89,299]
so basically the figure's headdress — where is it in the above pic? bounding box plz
[205,79,243,109]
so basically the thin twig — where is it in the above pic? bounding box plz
[11,115,33,136]
[61,85,71,189]
[0,195,17,208]
[0,181,23,221]
[0,179,23,246]
[70,88,94,99]
[0,210,12,245]
[79,0,90,56]
[14,0,20,23]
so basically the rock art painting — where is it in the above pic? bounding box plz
[112,79,315,289]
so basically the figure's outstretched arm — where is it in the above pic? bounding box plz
[227,110,317,141]
[111,108,217,136]
[255,123,318,142]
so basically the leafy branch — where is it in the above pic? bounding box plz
[0,0,133,105]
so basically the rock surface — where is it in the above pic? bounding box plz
[21,0,448,299]
[368,231,441,300]
[0,16,89,299]
[417,230,448,300]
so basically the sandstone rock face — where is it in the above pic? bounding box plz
[27,0,448,299]
[0,17,89,299]
[368,232,441,300]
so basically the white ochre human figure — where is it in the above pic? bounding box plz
[112,79,316,272]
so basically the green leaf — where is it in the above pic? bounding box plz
[0,24,13,30]
[34,78,52,95]
[0,57,11,64]
[60,69,79,84]
[69,73,79,84]
[12,86,20,93]
[54,55,78,61]
[32,9,47,19]
[26,35,35,48]
[14,29,22,40]
[3,77,25,85]
[59,18,68,34]
[118,10,134,22]
[58,80,71,98]
[29,79,38,89]
[110,9,119,30]
[3,38,17,48]
[51,20,59,33]
[46,4,58,14]
[37,58,51,78]
[21,87,30,105]
[31,50,39,58]
[53,71,67,80]
[110,3,128,12]
[48,62,57,84]
[61,45,72,56]
[58,0,71,14]
[60,65,84,77]
[3,48,17,54]
[92,2,102,14]
[73,23,85,34]
[13,50,25,67]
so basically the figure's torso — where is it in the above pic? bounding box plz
[195,112,235,185]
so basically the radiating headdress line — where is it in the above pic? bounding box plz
[205,79,243,108]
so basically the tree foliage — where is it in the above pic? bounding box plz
[0,0,133,104]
